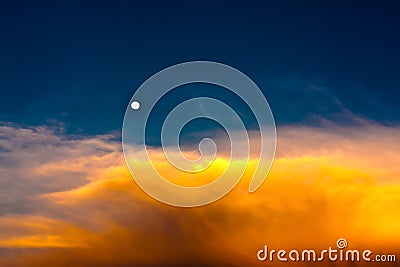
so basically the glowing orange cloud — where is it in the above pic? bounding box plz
[0,122,399,266]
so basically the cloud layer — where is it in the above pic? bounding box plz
[0,122,399,266]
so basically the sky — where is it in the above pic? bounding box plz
[1,1,400,133]
[0,1,399,266]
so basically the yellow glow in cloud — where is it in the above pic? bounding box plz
[0,123,399,266]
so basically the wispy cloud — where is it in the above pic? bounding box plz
[0,121,399,266]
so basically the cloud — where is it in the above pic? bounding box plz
[0,123,120,216]
[0,121,399,266]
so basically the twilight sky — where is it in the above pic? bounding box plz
[0,1,399,267]
[1,1,400,134]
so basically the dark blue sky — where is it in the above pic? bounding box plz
[1,1,399,134]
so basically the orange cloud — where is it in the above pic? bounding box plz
[0,122,399,266]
